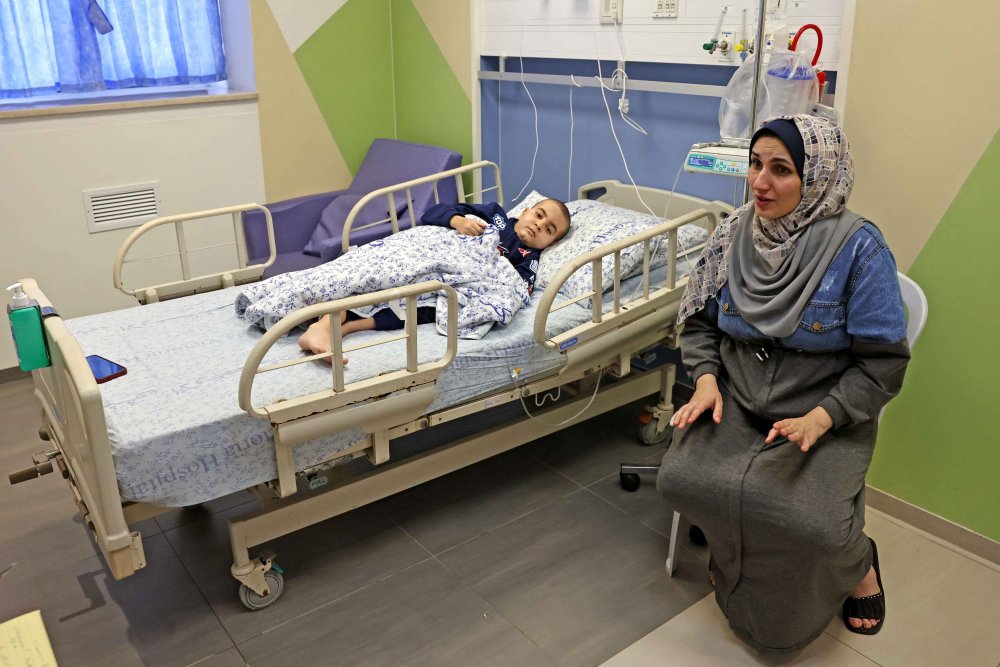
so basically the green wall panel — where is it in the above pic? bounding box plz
[295,0,396,175]
[391,0,472,170]
[869,128,1000,541]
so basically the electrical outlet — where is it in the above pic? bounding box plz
[652,0,678,18]
[600,0,623,24]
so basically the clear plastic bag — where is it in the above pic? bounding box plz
[719,49,818,141]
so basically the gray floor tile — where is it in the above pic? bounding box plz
[438,490,712,667]
[164,500,430,644]
[378,447,580,555]
[239,559,556,667]
[524,398,668,488]
[0,532,234,667]
[1,377,126,568]
[154,490,258,532]
[0,490,104,570]
[589,447,674,536]
[187,646,249,667]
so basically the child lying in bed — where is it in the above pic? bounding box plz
[297,198,571,359]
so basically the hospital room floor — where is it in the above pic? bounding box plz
[1,376,999,667]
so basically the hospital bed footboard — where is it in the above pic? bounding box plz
[9,279,147,580]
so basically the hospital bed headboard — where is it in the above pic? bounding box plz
[578,179,732,233]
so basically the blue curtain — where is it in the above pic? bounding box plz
[0,0,226,100]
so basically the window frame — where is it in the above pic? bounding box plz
[0,0,255,115]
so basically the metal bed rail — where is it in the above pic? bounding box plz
[341,160,503,255]
[237,281,459,498]
[113,203,276,305]
[533,207,720,369]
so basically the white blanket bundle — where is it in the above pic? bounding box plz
[236,226,530,339]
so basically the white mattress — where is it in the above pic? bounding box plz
[66,262,695,507]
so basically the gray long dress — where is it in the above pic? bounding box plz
[657,307,909,653]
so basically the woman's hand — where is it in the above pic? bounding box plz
[449,215,487,236]
[766,407,833,452]
[670,374,723,429]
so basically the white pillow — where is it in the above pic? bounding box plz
[536,199,709,299]
[505,190,547,219]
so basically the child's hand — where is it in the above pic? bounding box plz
[450,215,488,236]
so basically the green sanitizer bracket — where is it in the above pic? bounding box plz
[7,283,51,372]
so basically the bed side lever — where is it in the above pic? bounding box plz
[8,450,59,485]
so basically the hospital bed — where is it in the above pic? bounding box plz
[9,162,731,610]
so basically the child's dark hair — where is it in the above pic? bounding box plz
[543,198,572,240]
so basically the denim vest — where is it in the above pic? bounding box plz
[709,221,906,352]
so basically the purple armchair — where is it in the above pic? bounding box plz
[243,139,462,278]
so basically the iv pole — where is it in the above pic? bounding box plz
[743,0,769,205]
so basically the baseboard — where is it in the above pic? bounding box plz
[866,485,1000,569]
[0,366,27,385]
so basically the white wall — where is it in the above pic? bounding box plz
[480,0,844,69]
[0,101,266,369]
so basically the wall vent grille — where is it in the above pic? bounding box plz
[84,182,161,233]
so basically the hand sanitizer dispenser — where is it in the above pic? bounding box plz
[7,283,50,371]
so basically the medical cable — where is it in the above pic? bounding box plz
[611,19,648,136]
[510,0,540,204]
[594,59,657,219]
[615,161,703,305]
[513,367,605,426]
[589,26,701,304]
[510,54,541,203]
[497,67,503,181]
[587,17,657,220]
[568,75,581,201]
[582,6,701,305]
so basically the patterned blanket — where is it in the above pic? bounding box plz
[235,225,530,339]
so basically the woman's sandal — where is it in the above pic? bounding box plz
[842,537,885,635]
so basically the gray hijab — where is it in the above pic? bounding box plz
[677,114,860,337]
[728,206,864,337]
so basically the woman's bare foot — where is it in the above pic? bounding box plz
[847,565,882,631]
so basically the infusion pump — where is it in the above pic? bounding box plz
[684,143,749,177]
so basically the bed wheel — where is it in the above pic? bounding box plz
[239,569,284,611]
[619,472,641,493]
[38,426,50,442]
[638,421,672,446]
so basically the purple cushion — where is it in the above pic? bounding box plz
[302,194,405,257]
[261,251,324,279]
[350,139,458,194]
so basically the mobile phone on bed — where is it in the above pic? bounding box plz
[86,354,127,383]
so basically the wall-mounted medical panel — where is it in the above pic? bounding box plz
[480,0,843,69]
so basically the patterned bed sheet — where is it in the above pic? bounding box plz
[65,255,699,507]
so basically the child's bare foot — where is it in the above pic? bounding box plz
[298,313,346,364]
[298,311,377,364]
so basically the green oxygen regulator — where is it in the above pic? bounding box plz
[6,282,51,372]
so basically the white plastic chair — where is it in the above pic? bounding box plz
[620,272,928,576]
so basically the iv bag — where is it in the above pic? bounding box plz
[719,49,818,141]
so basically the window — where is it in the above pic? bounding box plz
[0,0,227,104]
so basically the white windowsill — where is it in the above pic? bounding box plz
[0,83,258,121]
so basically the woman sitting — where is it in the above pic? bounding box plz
[658,115,910,654]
